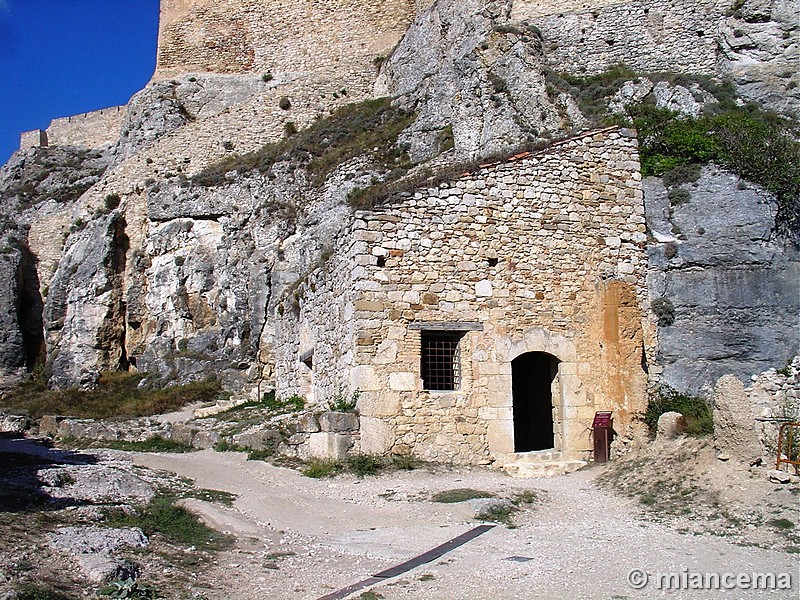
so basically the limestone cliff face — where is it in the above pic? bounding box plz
[0,0,797,397]
[377,0,564,161]
[645,166,799,393]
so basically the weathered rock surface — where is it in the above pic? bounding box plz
[378,0,563,162]
[76,554,139,584]
[47,526,146,583]
[717,0,800,117]
[39,465,156,504]
[0,414,30,433]
[645,166,799,393]
[712,374,761,460]
[656,411,686,441]
[47,526,148,555]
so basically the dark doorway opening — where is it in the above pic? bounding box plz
[512,352,560,452]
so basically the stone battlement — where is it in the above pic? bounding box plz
[19,106,125,151]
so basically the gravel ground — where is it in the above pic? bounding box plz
[135,450,799,600]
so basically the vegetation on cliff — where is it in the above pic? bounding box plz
[0,370,222,419]
[632,105,800,236]
[192,97,414,187]
[546,66,800,236]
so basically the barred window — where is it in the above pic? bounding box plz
[421,331,464,391]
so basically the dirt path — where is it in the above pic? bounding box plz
[135,451,798,599]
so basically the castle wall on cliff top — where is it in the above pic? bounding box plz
[155,0,418,82]
[19,106,126,152]
[275,128,653,466]
[514,0,728,75]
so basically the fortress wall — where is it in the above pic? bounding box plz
[155,0,418,83]
[514,0,729,75]
[44,106,126,149]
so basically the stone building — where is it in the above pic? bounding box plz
[275,126,653,472]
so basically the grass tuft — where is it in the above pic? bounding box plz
[431,488,495,503]
[346,453,384,477]
[192,97,414,189]
[105,495,233,550]
[768,518,795,530]
[302,459,342,478]
[98,436,196,453]
[0,371,222,420]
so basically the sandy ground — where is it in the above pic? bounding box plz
[135,450,799,600]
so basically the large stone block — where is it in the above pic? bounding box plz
[232,429,283,450]
[712,374,761,460]
[389,372,417,391]
[319,411,360,432]
[170,423,197,446]
[487,419,514,454]
[656,411,686,441]
[351,365,381,391]
[307,432,354,460]
[359,417,395,454]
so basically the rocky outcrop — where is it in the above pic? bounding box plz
[377,0,564,162]
[0,0,796,399]
[712,374,762,460]
[645,165,799,393]
[717,0,800,117]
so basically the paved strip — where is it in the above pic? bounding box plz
[317,524,496,600]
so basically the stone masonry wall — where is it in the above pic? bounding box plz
[44,107,126,150]
[18,107,125,153]
[156,0,417,88]
[273,229,361,408]
[281,127,652,466]
[513,0,728,75]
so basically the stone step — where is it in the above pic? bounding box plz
[503,460,588,478]
[193,396,252,418]
[504,449,564,463]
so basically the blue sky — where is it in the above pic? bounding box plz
[0,0,160,165]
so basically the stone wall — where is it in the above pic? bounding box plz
[18,107,125,153]
[278,127,653,466]
[44,107,126,150]
[514,0,727,75]
[156,0,417,86]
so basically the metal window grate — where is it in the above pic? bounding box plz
[421,331,463,391]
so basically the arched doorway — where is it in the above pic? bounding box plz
[512,352,560,452]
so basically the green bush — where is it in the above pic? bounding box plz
[346,453,384,477]
[667,187,691,206]
[650,296,675,326]
[302,459,341,478]
[631,104,800,235]
[328,388,360,412]
[643,385,713,436]
[431,488,495,503]
[662,163,702,188]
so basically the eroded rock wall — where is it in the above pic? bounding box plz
[645,166,799,393]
